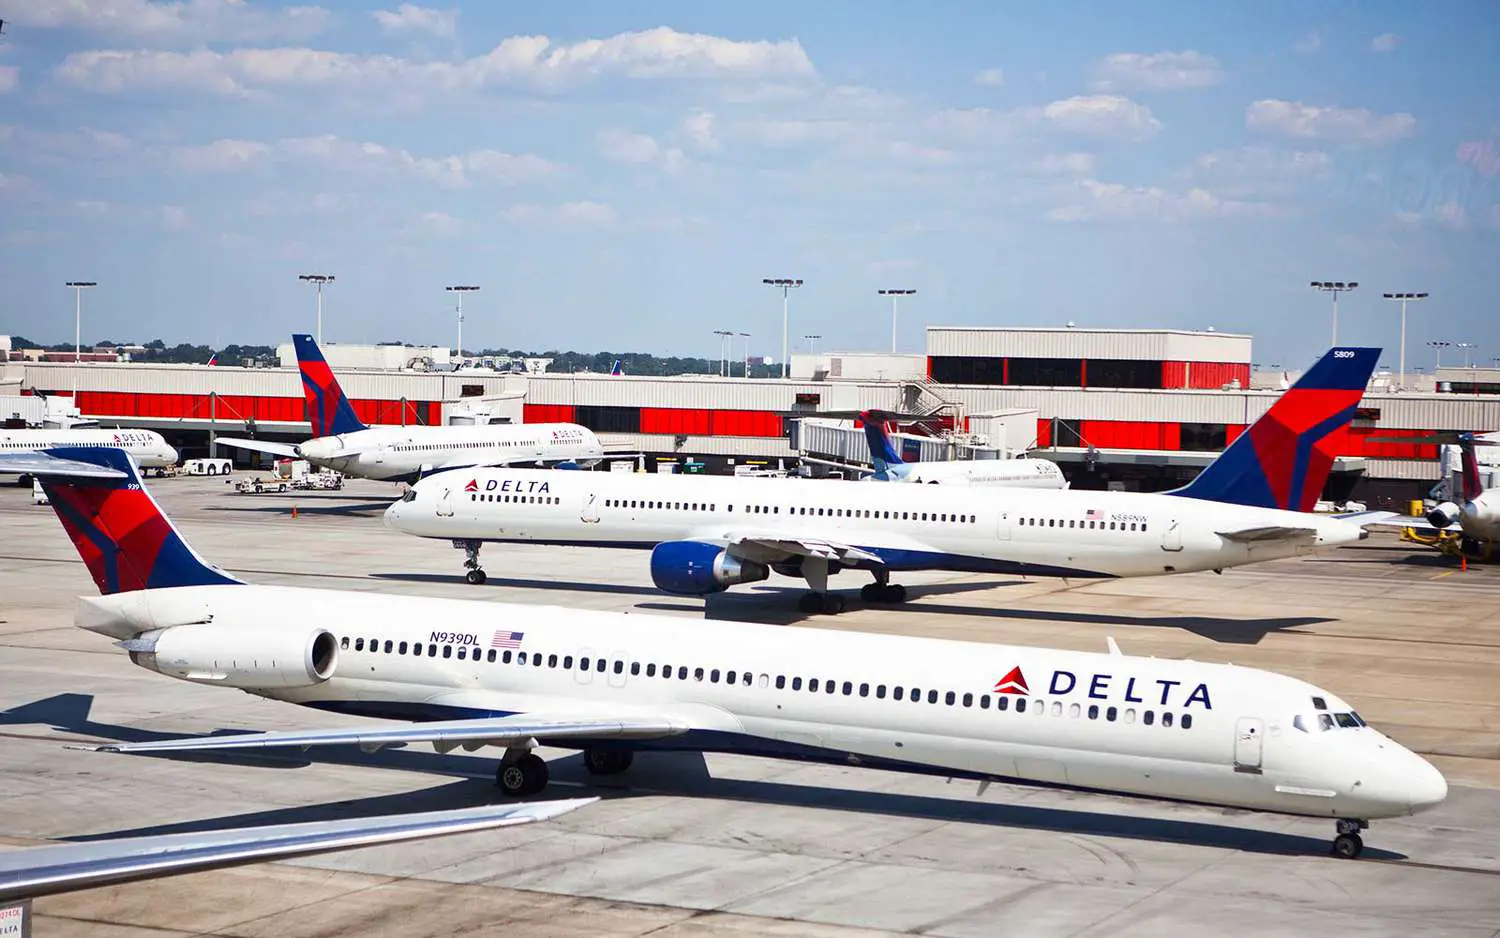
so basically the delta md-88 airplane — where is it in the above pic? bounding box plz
[0,428,177,479]
[217,334,605,483]
[15,446,1446,860]
[385,348,1386,613]
[860,411,1067,488]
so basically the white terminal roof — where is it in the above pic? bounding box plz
[926,326,1252,363]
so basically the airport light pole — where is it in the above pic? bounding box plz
[803,334,821,354]
[762,278,802,379]
[736,332,751,378]
[1381,292,1427,389]
[446,285,480,361]
[879,288,916,353]
[1310,281,1357,347]
[64,281,96,397]
[1428,340,1452,371]
[299,274,335,345]
[1457,342,1478,367]
[712,329,733,377]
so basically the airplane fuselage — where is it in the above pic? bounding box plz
[385,468,1366,580]
[296,423,604,483]
[0,429,178,469]
[82,584,1445,823]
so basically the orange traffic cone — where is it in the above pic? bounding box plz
[291,506,299,520]
[1461,553,1467,572]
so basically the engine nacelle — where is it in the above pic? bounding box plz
[650,541,770,595]
[129,623,339,689]
[1427,501,1461,529]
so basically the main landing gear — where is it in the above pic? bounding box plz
[454,539,487,585]
[860,570,908,605]
[494,747,635,797]
[1331,818,1368,859]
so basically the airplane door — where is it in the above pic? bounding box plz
[1234,717,1264,772]
[436,487,454,517]
[581,491,601,523]
[1161,519,1184,551]
[996,510,1012,541]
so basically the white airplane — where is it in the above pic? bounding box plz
[859,410,1067,488]
[217,334,605,483]
[0,428,177,481]
[1372,432,1500,559]
[0,800,591,903]
[16,445,1447,860]
[385,348,1386,613]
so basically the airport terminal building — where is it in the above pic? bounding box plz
[5,325,1499,506]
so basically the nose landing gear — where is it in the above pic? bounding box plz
[1331,818,1367,859]
[454,539,487,585]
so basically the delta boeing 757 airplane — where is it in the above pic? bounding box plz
[385,347,1386,613]
[217,334,605,483]
[10,446,1446,859]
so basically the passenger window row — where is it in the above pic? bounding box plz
[471,493,562,504]
[336,636,1193,730]
[596,499,976,525]
[1020,517,1148,532]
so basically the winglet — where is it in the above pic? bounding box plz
[1168,347,1379,511]
[292,333,368,437]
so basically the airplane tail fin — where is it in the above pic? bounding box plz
[1458,434,1485,502]
[859,411,903,476]
[26,447,242,595]
[611,359,624,376]
[292,333,368,437]
[1169,347,1379,511]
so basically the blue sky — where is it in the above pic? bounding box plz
[1,1,1497,370]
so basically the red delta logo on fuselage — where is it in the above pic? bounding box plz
[464,479,479,492]
[993,667,1213,710]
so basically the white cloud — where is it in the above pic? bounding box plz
[1047,178,1265,222]
[680,108,719,151]
[503,200,616,226]
[1246,99,1415,145]
[1035,152,1097,175]
[1395,201,1467,230]
[56,26,815,96]
[1370,33,1400,52]
[596,128,687,173]
[172,134,559,186]
[1040,95,1162,140]
[416,210,462,236]
[974,67,1005,87]
[1091,51,1223,92]
[160,205,191,229]
[1190,146,1331,199]
[1294,30,1322,54]
[0,67,18,94]
[10,0,332,46]
[171,138,271,171]
[0,172,45,201]
[373,4,457,40]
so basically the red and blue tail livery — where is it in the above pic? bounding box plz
[1170,347,1379,512]
[31,447,241,595]
[293,333,368,438]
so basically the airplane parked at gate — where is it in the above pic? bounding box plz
[1371,431,1500,559]
[385,348,1385,613]
[0,428,177,482]
[12,446,1445,860]
[860,410,1067,488]
[217,334,604,483]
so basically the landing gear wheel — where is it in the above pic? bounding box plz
[860,583,880,602]
[821,594,846,615]
[496,753,549,796]
[1331,833,1363,859]
[583,748,635,776]
[798,592,824,614]
[466,568,487,585]
[882,584,908,603]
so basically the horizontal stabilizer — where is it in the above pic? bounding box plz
[69,714,689,754]
[1332,510,1397,525]
[216,438,299,459]
[1215,525,1318,542]
[0,452,129,479]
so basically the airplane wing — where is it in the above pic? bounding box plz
[0,452,130,479]
[0,799,594,903]
[724,534,885,566]
[1215,525,1319,543]
[216,437,300,459]
[67,714,689,755]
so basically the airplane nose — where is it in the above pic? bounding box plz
[1407,756,1448,814]
[164,446,180,464]
[382,502,400,530]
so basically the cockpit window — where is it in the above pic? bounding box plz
[401,489,418,502]
[1318,713,1335,731]
[1311,696,1327,711]
[1334,712,1362,728]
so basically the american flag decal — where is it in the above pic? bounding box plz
[1086,509,1103,521]
[491,630,525,649]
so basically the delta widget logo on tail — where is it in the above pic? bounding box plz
[993,665,1213,709]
